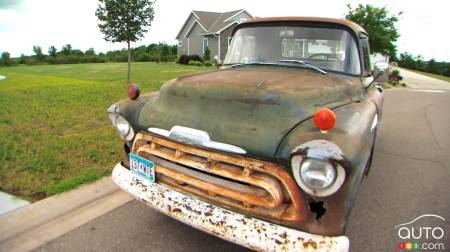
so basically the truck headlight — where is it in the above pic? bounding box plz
[115,115,130,136]
[300,159,336,189]
[108,113,135,141]
[292,156,345,197]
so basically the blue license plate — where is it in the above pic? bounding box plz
[129,153,155,182]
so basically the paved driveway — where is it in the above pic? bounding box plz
[35,88,450,252]
[397,68,450,91]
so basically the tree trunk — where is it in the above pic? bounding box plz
[127,40,131,84]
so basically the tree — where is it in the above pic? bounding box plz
[19,54,26,64]
[346,4,402,59]
[170,45,177,56]
[48,46,57,57]
[85,48,96,56]
[147,43,159,56]
[415,55,426,71]
[96,0,155,83]
[33,45,44,61]
[1,52,12,66]
[425,58,439,75]
[160,43,170,57]
[445,63,450,77]
[398,52,416,69]
[61,44,72,56]
[71,49,84,57]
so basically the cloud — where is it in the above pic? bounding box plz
[0,0,23,9]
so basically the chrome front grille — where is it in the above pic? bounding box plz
[131,132,306,225]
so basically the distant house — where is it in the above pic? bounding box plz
[176,9,254,62]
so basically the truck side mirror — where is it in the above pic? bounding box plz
[366,62,389,90]
[374,62,389,75]
[373,62,389,84]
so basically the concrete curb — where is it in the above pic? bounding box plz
[0,190,132,252]
[0,175,132,248]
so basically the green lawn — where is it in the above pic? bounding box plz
[0,62,214,201]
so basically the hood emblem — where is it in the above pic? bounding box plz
[148,126,247,155]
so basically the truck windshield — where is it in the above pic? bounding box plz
[224,25,361,75]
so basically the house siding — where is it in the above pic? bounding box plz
[177,16,204,57]
[219,23,237,61]
[178,36,188,56]
[187,23,205,57]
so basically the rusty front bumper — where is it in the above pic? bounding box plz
[112,163,349,251]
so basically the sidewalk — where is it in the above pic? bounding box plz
[0,176,133,252]
[0,191,30,216]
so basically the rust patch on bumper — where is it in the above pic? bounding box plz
[112,163,349,251]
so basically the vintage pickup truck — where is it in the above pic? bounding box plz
[108,17,387,251]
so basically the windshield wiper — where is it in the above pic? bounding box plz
[231,62,278,68]
[278,59,327,75]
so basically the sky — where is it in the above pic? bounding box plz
[0,0,449,61]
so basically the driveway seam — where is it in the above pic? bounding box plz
[377,150,441,165]
[424,102,443,150]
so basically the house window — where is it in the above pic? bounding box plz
[178,41,182,47]
[203,38,209,53]
[228,37,232,47]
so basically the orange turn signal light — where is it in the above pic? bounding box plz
[128,84,140,100]
[313,108,336,132]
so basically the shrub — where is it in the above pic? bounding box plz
[387,68,403,86]
[389,80,399,86]
[25,58,40,65]
[46,57,57,64]
[146,56,158,62]
[11,42,178,66]
[79,56,105,63]
[108,54,128,62]
[204,60,213,66]
[160,56,169,62]
[389,69,403,81]
[178,55,203,65]
[136,53,151,62]
[55,55,80,64]
[177,55,188,64]
[188,60,203,66]
[168,55,177,62]
[189,55,203,63]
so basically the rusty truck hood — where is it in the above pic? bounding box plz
[137,66,363,161]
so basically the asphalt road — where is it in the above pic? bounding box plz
[36,82,450,251]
